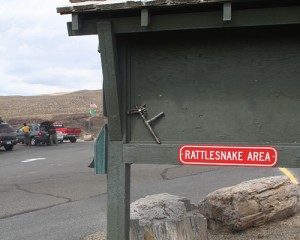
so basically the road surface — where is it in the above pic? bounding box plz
[0,142,298,240]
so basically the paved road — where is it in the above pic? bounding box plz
[0,142,298,240]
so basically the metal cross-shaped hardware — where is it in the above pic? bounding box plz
[127,104,164,144]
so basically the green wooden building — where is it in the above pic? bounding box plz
[57,0,300,239]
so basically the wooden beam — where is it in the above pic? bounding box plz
[71,13,82,31]
[98,43,107,117]
[97,21,122,140]
[68,6,300,36]
[223,2,232,21]
[123,143,300,167]
[141,8,150,27]
[113,6,300,33]
[123,144,180,165]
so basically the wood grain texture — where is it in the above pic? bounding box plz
[97,21,122,140]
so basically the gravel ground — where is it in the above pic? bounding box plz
[83,203,300,240]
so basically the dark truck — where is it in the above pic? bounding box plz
[53,121,81,143]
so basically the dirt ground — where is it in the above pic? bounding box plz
[83,202,300,240]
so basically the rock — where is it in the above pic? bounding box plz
[83,134,94,141]
[198,176,299,232]
[130,193,207,240]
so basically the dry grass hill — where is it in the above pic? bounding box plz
[0,90,106,137]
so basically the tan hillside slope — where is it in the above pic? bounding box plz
[0,90,105,136]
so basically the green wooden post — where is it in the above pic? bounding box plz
[97,21,121,141]
[107,141,131,240]
[97,21,130,240]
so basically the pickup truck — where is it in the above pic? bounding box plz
[53,122,81,143]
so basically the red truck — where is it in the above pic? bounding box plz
[53,121,81,143]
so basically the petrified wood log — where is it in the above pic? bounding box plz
[130,193,207,240]
[198,176,299,232]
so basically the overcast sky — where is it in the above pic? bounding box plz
[0,0,102,96]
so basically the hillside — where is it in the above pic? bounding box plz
[0,90,106,137]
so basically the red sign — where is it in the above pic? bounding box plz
[178,145,278,167]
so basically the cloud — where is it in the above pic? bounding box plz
[0,0,102,96]
[23,67,102,87]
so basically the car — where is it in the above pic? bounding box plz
[0,122,18,151]
[16,124,52,146]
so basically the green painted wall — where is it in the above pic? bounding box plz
[119,26,300,145]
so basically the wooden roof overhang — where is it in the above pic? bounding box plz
[57,0,300,36]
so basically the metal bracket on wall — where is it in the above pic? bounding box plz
[128,104,164,144]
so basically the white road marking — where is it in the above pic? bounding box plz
[22,158,46,163]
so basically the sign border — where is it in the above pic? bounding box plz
[178,145,278,167]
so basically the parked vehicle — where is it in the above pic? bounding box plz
[40,121,58,145]
[53,121,81,143]
[16,124,52,146]
[0,122,18,151]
